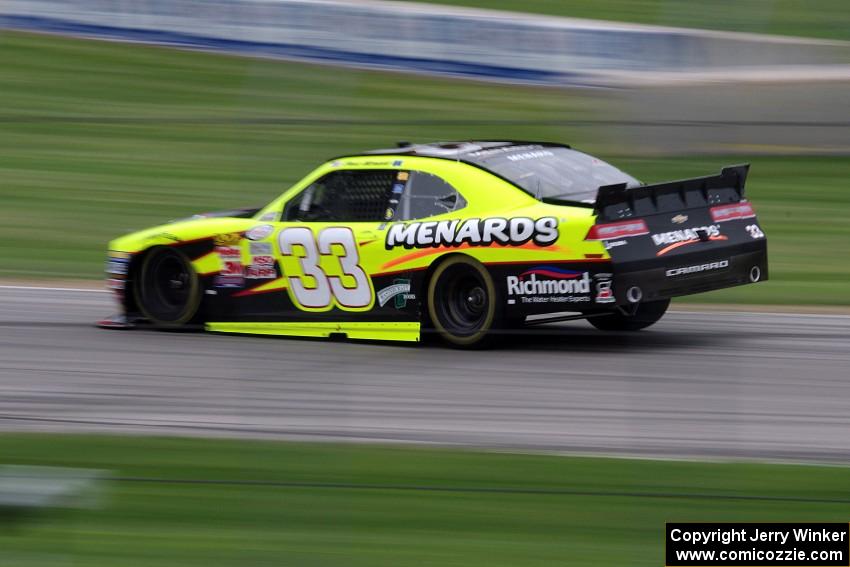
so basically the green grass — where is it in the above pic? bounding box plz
[0,31,848,305]
[1,435,849,566]
[0,32,602,279]
[396,0,850,42]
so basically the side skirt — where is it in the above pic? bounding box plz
[206,321,421,342]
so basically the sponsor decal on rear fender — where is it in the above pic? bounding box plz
[593,273,615,304]
[505,266,591,305]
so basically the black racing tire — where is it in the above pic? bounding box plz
[135,247,202,329]
[427,256,502,348]
[588,299,670,332]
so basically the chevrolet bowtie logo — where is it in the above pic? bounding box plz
[671,214,688,224]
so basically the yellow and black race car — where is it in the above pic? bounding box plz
[100,141,767,347]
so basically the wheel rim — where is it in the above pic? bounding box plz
[153,254,190,309]
[435,265,490,337]
[140,249,198,324]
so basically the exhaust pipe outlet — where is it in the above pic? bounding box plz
[749,266,761,283]
[626,286,643,304]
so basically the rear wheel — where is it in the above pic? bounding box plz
[135,247,202,329]
[588,299,670,332]
[427,256,501,348]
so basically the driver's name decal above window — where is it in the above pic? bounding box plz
[385,217,558,249]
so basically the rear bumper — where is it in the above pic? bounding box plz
[611,243,767,305]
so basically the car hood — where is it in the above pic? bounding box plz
[170,206,263,223]
[108,215,262,254]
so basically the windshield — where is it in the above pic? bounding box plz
[465,145,640,203]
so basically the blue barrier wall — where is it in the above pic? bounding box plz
[2,0,846,86]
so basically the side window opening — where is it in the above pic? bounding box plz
[284,170,395,222]
[394,171,466,221]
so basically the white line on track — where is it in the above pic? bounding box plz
[0,285,108,293]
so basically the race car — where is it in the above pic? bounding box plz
[100,141,768,347]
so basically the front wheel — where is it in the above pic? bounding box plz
[427,256,502,348]
[588,299,670,332]
[135,247,202,329]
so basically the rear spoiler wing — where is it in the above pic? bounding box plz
[594,164,750,222]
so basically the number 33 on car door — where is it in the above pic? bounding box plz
[277,227,375,312]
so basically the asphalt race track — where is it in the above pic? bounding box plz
[2,286,849,462]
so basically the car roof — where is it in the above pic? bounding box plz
[352,140,570,160]
[329,141,581,204]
